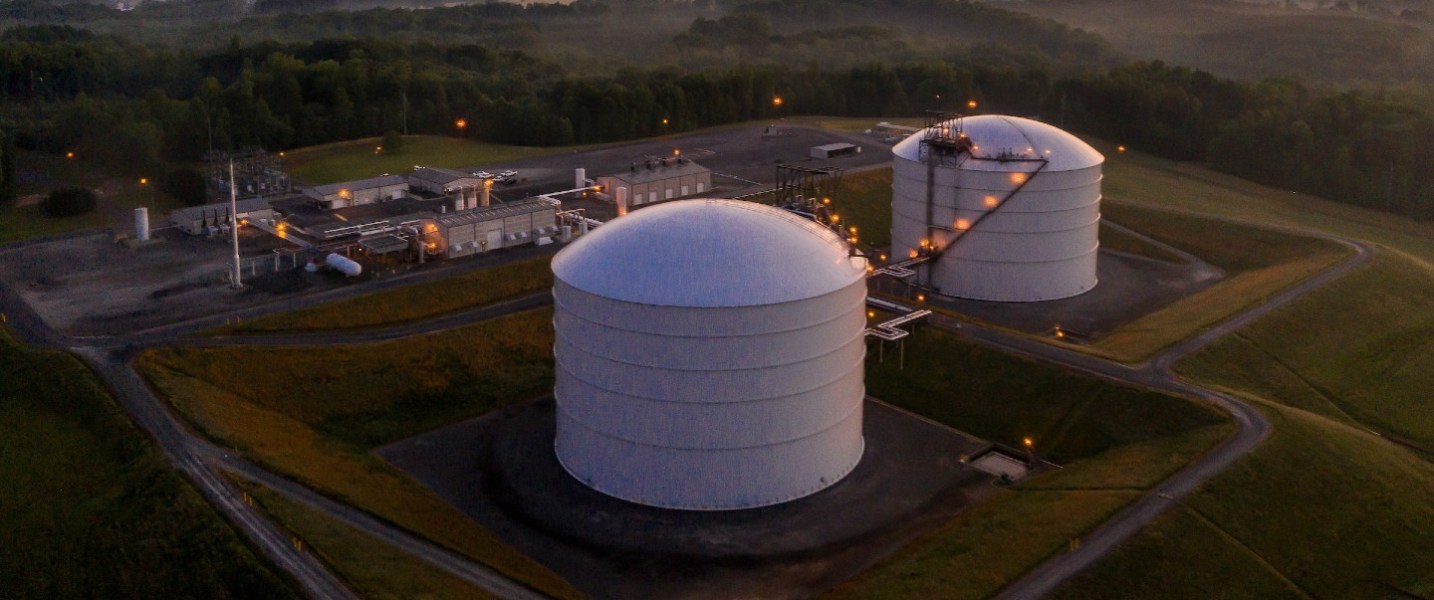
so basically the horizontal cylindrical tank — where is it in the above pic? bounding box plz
[552,199,869,510]
[325,253,362,277]
[891,115,1104,302]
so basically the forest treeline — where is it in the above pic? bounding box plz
[0,20,1430,219]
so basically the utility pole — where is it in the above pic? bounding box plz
[229,160,243,289]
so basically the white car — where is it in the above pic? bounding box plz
[498,170,517,178]
[474,171,494,179]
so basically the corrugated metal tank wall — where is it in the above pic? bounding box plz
[551,200,868,510]
[891,115,1104,302]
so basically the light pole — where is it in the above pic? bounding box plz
[228,161,242,289]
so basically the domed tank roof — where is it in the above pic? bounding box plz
[552,199,867,308]
[892,114,1104,172]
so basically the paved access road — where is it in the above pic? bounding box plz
[0,205,1375,600]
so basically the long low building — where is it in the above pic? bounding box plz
[409,167,484,196]
[305,175,409,209]
[436,198,559,259]
[170,197,276,235]
[597,159,711,212]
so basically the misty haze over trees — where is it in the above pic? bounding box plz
[0,0,1430,219]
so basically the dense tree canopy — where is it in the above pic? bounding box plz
[0,13,1429,220]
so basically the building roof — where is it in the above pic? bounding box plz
[169,197,274,223]
[552,199,867,308]
[892,115,1104,172]
[308,174,409,198]
[604,159,709,186]
[813,142,858,151]
[359,234,412,254]
[409,167,476,187]
[436,198,557,228]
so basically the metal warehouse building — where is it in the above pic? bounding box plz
[596,159,711,213]
[408,167,484,196]
[304,175,410,210]
[551,199,869,511]
[435,197,558,259]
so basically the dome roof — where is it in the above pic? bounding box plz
[552,199,867,308]
[892,114,1104,172]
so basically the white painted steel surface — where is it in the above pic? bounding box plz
[551,199,869,510]
[325,253,363,277]
[891,115,1104,302]
[134,207,150,241]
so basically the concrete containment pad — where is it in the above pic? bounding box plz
[379,398,1000,599]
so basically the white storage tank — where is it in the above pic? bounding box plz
[552,199,869,510]
[326,253,362,277]
[891,115,1104,301]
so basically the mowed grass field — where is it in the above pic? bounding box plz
[217,256,553,334]
[284,135,578,185]
[0,329,296,599]
[1179,252,1434,451]
[824,325,1232,600]
[1,150,186,245]
[138,309,582,600]
[1051,401,1434,599]
[244,485,497,600]
[1032,144,1434,598]
[1091,203,1350,361]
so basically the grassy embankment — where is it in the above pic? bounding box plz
[138,308,583,600]
[1089,203,1349,361]
[0,329,297,598]
[823,324,1232,600]
[244,485,497,600]
[1051,400,1434,600]
[147,297,1229,600]
[1037,148,1434,598]
[1180,253,1434,450]
[214,255,553,334]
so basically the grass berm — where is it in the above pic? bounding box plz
[0,329,297,599]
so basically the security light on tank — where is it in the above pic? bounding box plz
[890,115,1104,302]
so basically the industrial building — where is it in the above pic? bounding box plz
[433,198,559,259]
[408,167,484,196]
[551,199,869,510]
[596,159,710,212]
[810,142,861,159]
[890,115,1104,302]
[304,175,410,209]
[170,197,276,236]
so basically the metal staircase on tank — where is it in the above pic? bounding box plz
[909,111,1050,292]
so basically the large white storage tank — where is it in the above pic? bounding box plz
[551,199,869,511]
[891,115,1104,302]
